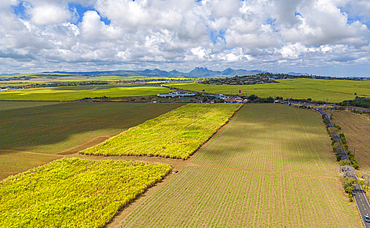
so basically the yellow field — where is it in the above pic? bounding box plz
[80,103,242,159]
[0,158,171,228]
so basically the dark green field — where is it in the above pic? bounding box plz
[1,102,183,153]
[0,102,183,179]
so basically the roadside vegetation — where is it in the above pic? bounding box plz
[0,158,172,228]
[330,111,369,169]
[341,177,365,202]
[80,103,242,159]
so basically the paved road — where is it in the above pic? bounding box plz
[354,185,370,227]
[317,108,349,160]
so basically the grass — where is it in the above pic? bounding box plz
[80,103,242,159]
[0,101,59,111]
[122,104,361,227]
[0,158,171,228]
[331,110,370,170]
[168,78,370,103]
[0,84,172,101]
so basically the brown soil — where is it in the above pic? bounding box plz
[57,136,111,155]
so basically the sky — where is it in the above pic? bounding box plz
[0,0,370,76]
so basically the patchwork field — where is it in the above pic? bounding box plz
[0,102,182,180]
[0,84,171,101]
[168,78,370,102]
[331,110,370,169]
[121,104,361,227]
[0,158,171,228]
[81,103,242,159]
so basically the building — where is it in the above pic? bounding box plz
[157,91,196,99]
[224,97,248,103]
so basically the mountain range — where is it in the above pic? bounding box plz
[50,67,268,78]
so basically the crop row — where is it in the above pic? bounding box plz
[122,166,360,227]
[80,103,242,159]
[0,158,171,228]
[193,104,337,177]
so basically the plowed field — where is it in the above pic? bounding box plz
[331,110,370,169]
[122,104,361,227]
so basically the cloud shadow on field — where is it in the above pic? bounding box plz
[0,102,183,154]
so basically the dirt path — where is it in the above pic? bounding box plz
[57,136,111,155]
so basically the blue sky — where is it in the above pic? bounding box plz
[1,0,370,76]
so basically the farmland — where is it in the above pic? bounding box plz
[0,101,59,111]
[168,78,370,103]
[0,158,171,228]
[80,103,242,159]
[1,102,182,153]
[0,84,171,101]
[0,102,182,180]
[121,104,361,227]
[331,110,370,169]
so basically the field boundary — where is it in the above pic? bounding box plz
[185,104,245,160]
[105,166,174,227]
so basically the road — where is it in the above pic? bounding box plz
[354,185,370,227]
[317,108,349,160]
[315,107,370,227]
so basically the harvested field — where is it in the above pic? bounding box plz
[193,104,336,176]
[0,158,172,228]
[80,103,242,159]
[121,104,361,227]
[331,110,370,169]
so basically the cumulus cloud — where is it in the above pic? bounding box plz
[0,0,369,76]
[27,4,72,25]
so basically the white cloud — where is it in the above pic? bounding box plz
[0,0,369,76]
[80,10,121,40]
[29,4,72,25]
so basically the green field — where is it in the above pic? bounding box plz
[1,102,183,153]
[80,103,242,159]
[0,84,172,101]
[122,104,361,227]
[169,78,370,102]
[0,101,59,111]
[0,158,171,228]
